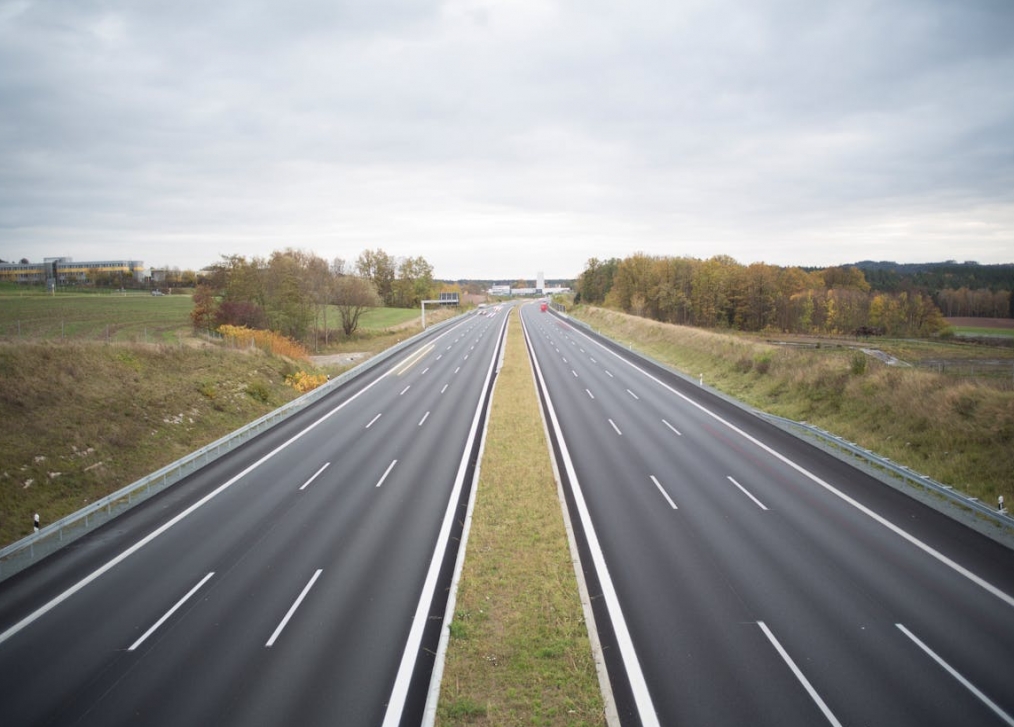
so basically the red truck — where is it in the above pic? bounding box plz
[540,301,548,312]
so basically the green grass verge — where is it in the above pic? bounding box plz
[437,309,605,726]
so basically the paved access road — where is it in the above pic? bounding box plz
[521,303,1014,727]
[0,307,509,726]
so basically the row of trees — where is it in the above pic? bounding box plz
[190,248,437,346]
[935,287,1012,318]
[576,254,948,337]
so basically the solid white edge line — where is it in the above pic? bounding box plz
[265,569,323,648]
[727,476,769,510]
[375,460,398,488]
[0,358,399,648]
[421,310,511,725]
[299,462,331,491]
[608,418,622,436]
[650,476,678,510]
[525,313,660,726]
[366,413,382,429]
[129,572,215,651]
[662,419,682,436]
[522,314,621,727]
[757,621,843,727]
[383,305,511,727]
[567,321,1014,610]
[896,623,1014,726]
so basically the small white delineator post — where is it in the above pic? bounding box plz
[1000,495,1006,514]
[699,373,703,386]
[34,513,40,532]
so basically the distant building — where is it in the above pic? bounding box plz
[0,257,146,285]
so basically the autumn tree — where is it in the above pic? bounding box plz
[190,284,218,331]
[356,249,397,306]
[576,257,619,304]
[393,256,436,308]
[333,276,381,336]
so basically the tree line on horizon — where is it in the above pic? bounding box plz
[190,247,439,347]
[572,254,995,337]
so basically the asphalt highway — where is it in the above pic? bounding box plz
[0,307,509,727]
[520,303,1014,727]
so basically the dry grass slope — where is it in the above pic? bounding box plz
[573,306,1014,509]
[0,342,310,546]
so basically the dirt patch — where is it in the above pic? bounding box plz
[310,352,371,367]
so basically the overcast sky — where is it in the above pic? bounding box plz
[1,0,1012,281]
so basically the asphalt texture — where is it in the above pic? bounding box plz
[0,307,510,727]
[521,304,1014,727]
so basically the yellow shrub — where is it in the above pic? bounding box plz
[285,371,328,393]
[218,325,309,360]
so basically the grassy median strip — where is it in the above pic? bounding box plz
[437,309,605,726]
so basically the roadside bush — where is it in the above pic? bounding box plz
[218,325,309,360]
[245,380,271,403]
[850,352,868,375]
[285,371,328,393]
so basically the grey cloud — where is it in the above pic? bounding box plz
[1,0,1012,277]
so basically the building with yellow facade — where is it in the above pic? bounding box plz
[0,257,145,285]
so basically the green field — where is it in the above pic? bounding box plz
[951,326,1014,338]
[0,289,193,343]
[0,285,434,343]
[356,306,422,329]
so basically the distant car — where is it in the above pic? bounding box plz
[540,301,548,312]
[151,290,164,296]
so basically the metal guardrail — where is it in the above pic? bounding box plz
[555,309,1014,538]
[755,413,1014,529]
[0,313,465,580]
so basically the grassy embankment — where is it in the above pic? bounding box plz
[570,305,1014,509]
[437,308,604,726]
[0,289,453,546]
[2,293,607,723]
